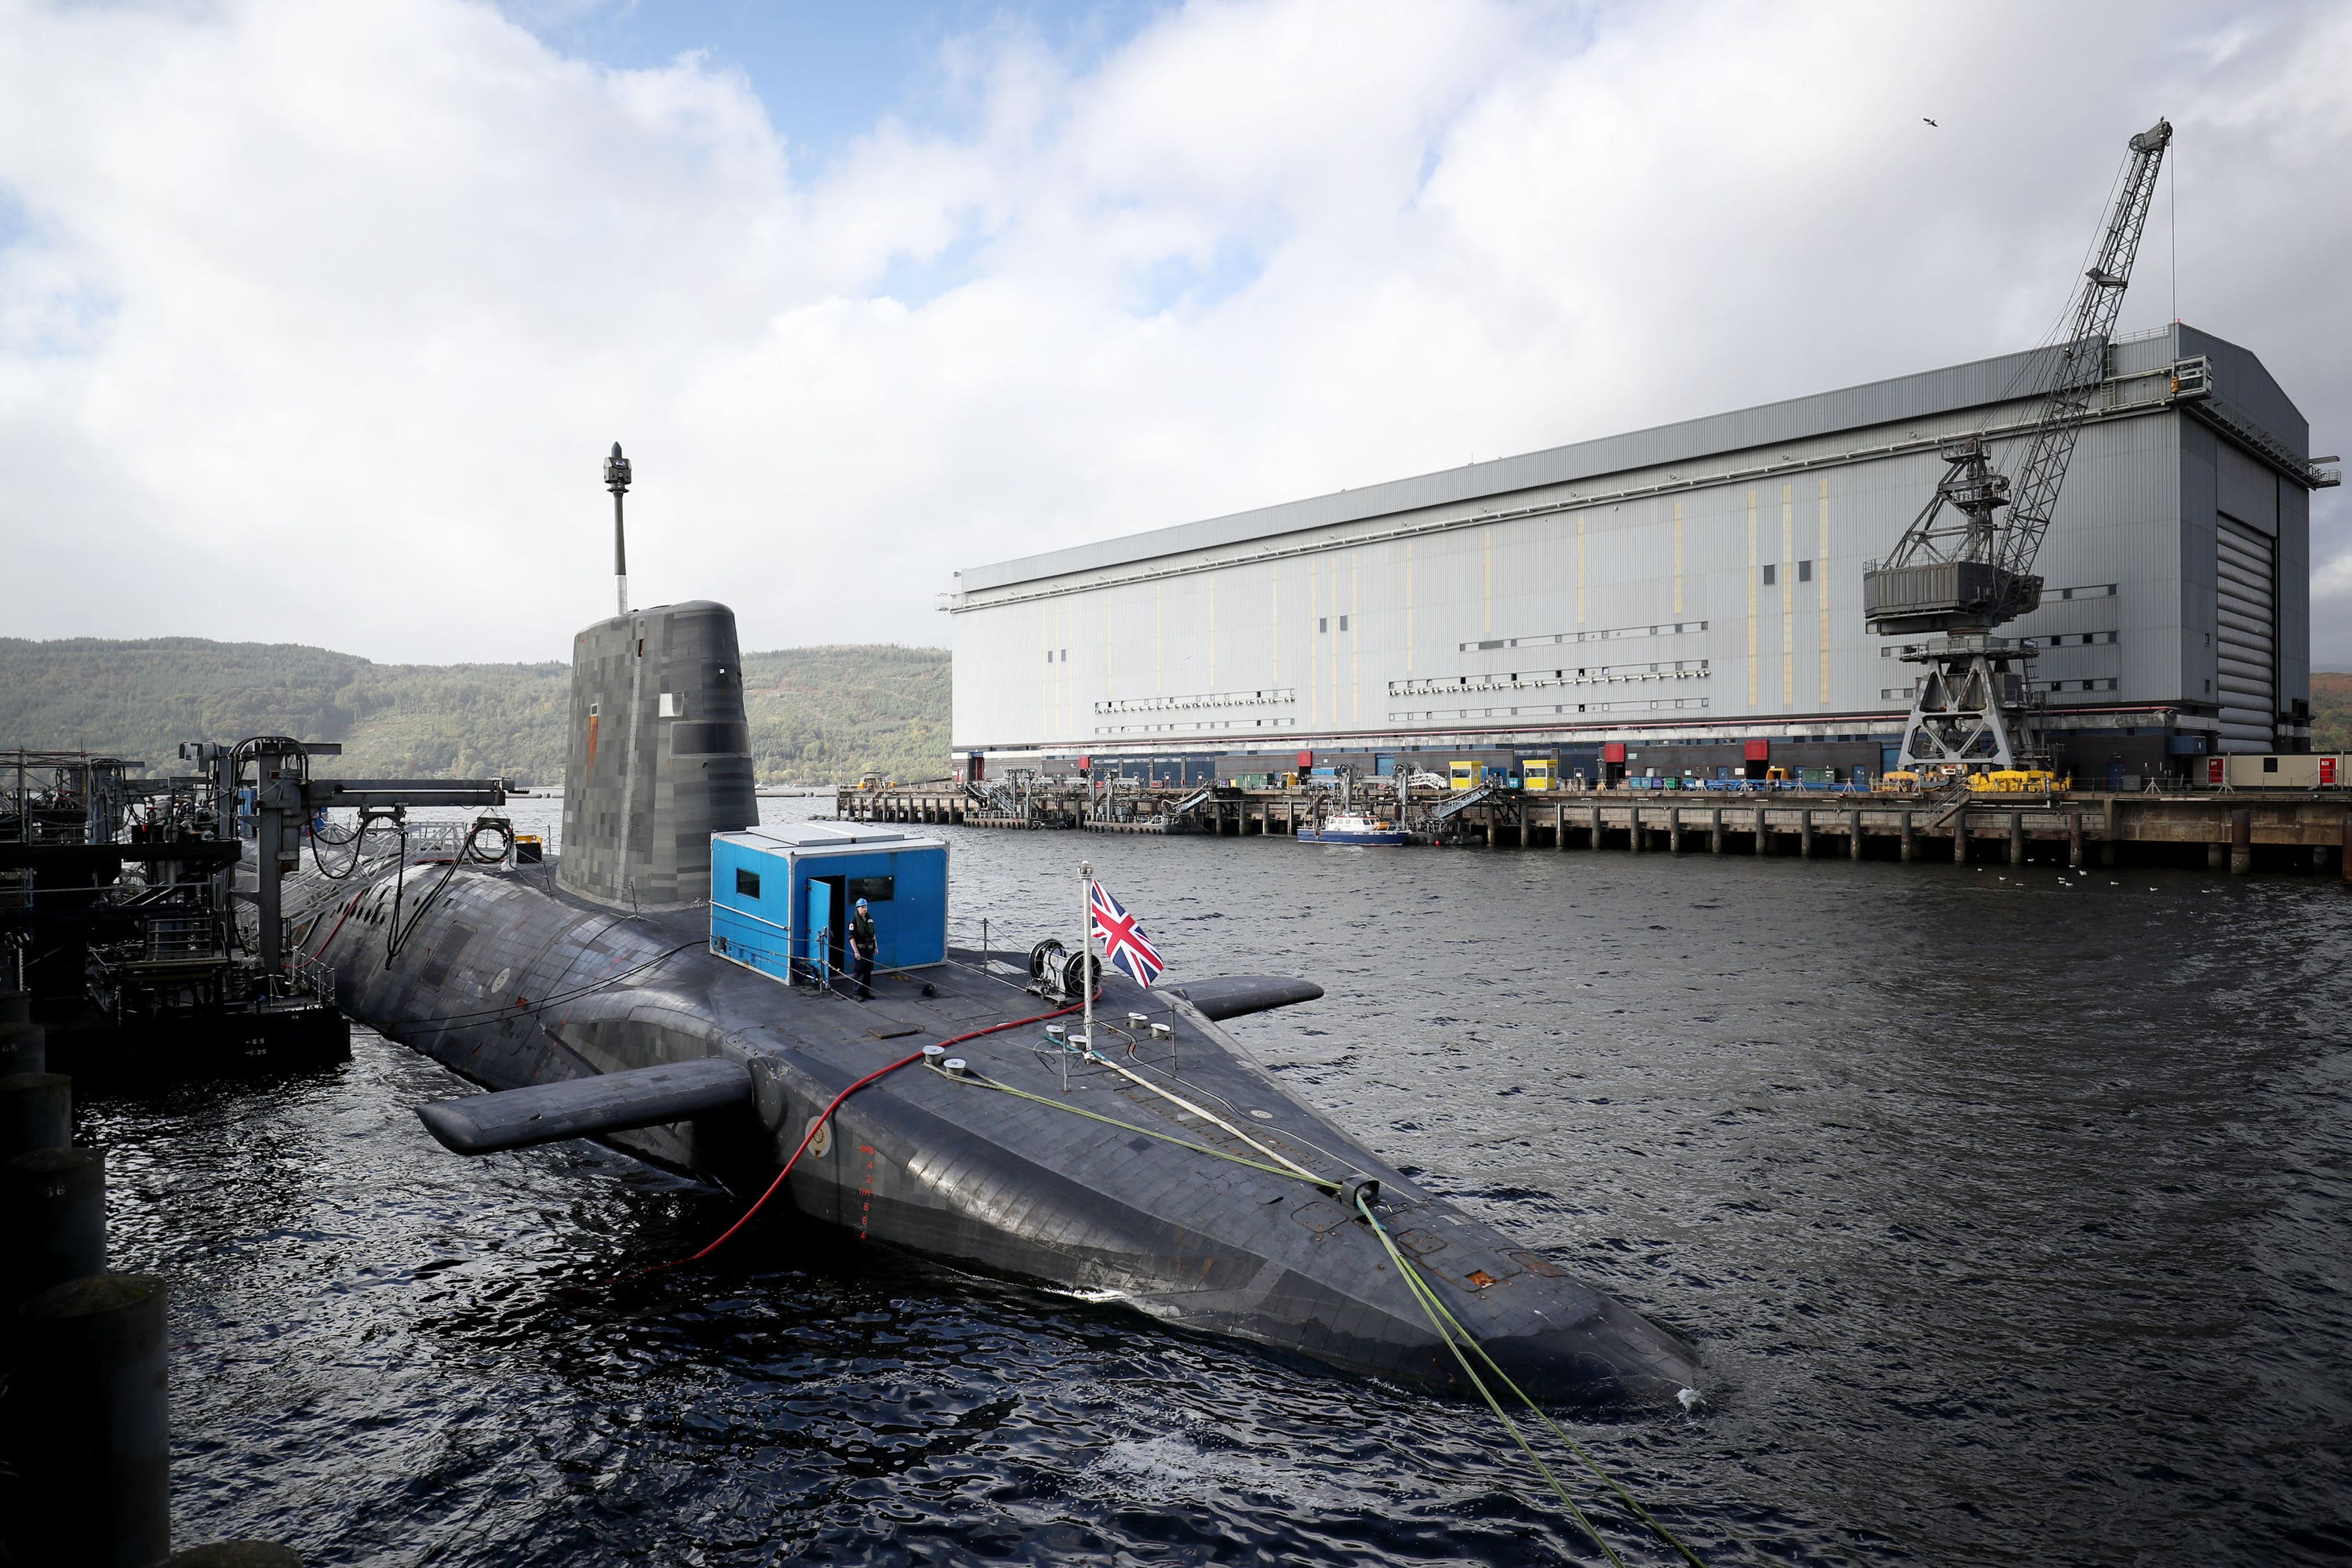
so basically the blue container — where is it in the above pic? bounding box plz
[711,823,949,986]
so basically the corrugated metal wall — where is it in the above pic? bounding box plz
[952,328,2313,759]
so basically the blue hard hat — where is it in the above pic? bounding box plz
[855,897,868,908]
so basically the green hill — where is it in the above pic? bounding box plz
[2315,671,2351,754]
[0,635,950,788]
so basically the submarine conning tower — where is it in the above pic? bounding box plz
[559,599,757,911]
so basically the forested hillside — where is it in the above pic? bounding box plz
[2314,671,2351,754]
[0,636,951,787]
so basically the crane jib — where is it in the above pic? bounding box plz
[1864,117,2170,638]
[1869,117,2171,777]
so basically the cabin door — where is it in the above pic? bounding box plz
[809,875,849,985]
[805,877,835,984]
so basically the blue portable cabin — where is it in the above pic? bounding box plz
[709,822,949,987]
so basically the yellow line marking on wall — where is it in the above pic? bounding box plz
[1745,491,1759,709]
[1673,500,1684,617]
[1780,483,1796,710]
[1207,575,1217,690]
[1482,530,1493,637]
[1270,562,1280,686]
[1576,515,1588,627]
[1349,553,1360,724]
[1404,540,1414,676]
[1817,475,1832,706]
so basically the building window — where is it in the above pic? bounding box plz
[1798,559,1813,583]
[1318,617,1328,633]
[1762,564,1777,585]
[1338,614,1350,631]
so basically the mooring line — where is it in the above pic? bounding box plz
[1356,1192,1709,1568]
[934,1033,1706,1566]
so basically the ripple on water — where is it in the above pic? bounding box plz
[85,797,2352,1566]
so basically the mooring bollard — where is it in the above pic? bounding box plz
[0,1020,43,1076]
[9,1273,172,1568]
[0,1071,71,1159]
[2,1145,107,1312]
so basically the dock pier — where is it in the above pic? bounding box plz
[836,781,2352,876]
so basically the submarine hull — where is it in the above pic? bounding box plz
[289,857,1699,1407]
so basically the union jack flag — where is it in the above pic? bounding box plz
[1089,879,1167,988]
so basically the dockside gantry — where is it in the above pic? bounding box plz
[1864,117,2174,773]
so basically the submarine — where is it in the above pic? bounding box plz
[284,598,1701,1406]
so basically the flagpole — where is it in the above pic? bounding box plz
[1079,860,1094,1053]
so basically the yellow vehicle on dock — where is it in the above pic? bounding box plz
[1967,768,2070,793]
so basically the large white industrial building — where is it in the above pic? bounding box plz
[947,324,2332,787]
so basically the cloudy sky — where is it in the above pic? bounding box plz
[2,0,2345,665]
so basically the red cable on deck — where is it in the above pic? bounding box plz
[614,995,1089,1283]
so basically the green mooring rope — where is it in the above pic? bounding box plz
[938,1064,1342,1193]
[929,1055,1705,1563]
[1357,1192,1710,1568]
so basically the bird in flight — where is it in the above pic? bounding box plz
[1923,117,1939,127]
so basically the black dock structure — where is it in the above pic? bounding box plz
[835,775,2352,876]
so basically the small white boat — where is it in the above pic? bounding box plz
[1298,812,1411,846]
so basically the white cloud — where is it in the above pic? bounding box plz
[0,0,2346,665]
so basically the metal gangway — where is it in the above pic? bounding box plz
[1427,783,1503,822]
[1165,785,1217,821]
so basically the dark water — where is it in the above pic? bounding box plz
[84,800,2352,1565]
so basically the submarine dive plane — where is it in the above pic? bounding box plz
[284,599,1700,1406]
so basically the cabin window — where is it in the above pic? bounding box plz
[849,876,895,903]
[734,868,761,898]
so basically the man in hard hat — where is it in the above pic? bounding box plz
[849,897,877,1001]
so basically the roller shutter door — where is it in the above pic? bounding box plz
[2215,515,2275,750]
